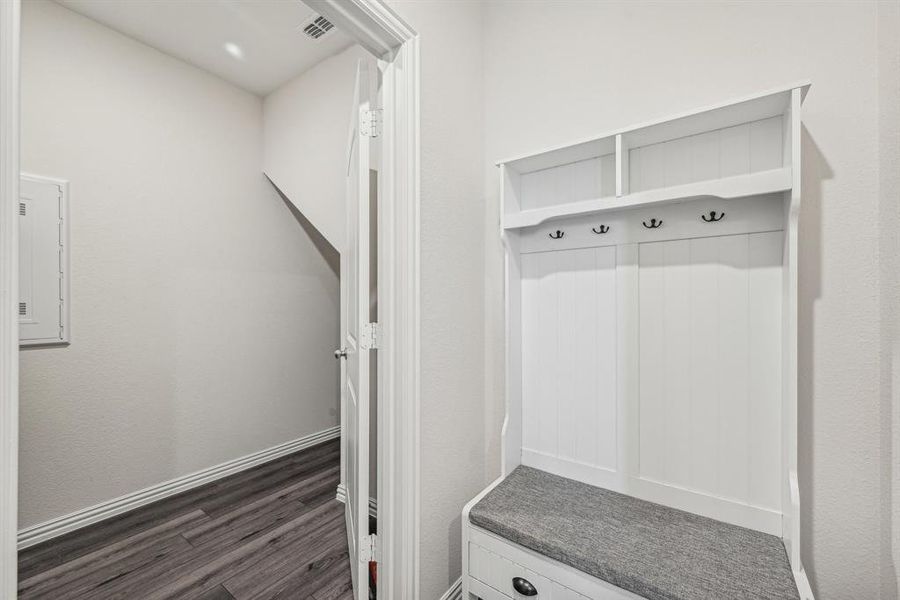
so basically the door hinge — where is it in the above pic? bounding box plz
[361,322,380,350]
[360,533,378,563]
[360,109,382,138]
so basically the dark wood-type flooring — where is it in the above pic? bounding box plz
[18,438,353,600]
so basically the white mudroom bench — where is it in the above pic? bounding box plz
[462,82,815,600]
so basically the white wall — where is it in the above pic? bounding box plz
[263,44,371,252]
[878,2,900,597]
[19,0,340,528]
[384,2,487,597]
[480,1,897,598]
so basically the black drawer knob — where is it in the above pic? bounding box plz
[512,576,538,596]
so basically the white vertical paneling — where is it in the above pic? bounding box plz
[535,167,555,209]
[572,159,597,207]
[638,232,782,507]
[522,251,558,456]
[639,240,693,488]
[638,242,666,481]
[662,241,692,487]
[627,117,782,193]
[519,225,783,523]
[617,244,640,484]
[519,166,545,211]
[599,154,617,198]
[521,246,617,476]
[594,249,618,470]
[690,130,720,183]
[749,116,783,173]
[536,252,559,460]
[553,162,574,206]
[556,250,588,461]
[747,231,783,509]
[716,235,750,501]
[521,253,540,453]
[639,143,665,191]
[688,237,720,493]
[519,156,616,211]
[663,136,693,187]
[718,123,751,178]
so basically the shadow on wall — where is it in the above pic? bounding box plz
[797,126,830,597]
[267,175,340,278]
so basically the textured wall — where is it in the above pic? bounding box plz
[480,1,894,598]
[19,0,340,528]
[878,1,900,598]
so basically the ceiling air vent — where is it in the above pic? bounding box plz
[301,15,335,40]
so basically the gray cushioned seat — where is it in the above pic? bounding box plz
[469,466,799,600]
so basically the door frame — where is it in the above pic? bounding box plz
[0,1,421,597]
[0,0,20,595]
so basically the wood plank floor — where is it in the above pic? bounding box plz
[18,438,354,600]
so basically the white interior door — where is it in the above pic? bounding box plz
[339,59,373,600]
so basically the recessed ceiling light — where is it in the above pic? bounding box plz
[223,42,245,60]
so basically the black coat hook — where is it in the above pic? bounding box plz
[548,230,565,239]
[701,210,725,222]
[642,218,663,229]
[592,225,610,234]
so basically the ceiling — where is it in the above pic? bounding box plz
[58,0,355,96]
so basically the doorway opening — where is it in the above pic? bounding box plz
[0,1,420,598]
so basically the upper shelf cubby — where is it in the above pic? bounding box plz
[499,81,810,230]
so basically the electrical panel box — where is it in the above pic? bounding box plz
[19,174,69,346]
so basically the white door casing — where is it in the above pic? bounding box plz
[340,58,374,600]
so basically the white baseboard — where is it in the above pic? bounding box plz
[440,578,462,600]
[17,426,341,550]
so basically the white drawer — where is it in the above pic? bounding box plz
[466,526,643,600]
[469,542,588,600]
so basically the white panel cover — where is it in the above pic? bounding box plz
[19,176,67,346]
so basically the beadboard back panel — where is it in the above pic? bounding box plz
[520,154,617,211]
[516,222,784,533]
[628,116,784,194]
[520,247,618,480]
[637,232,783,512]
